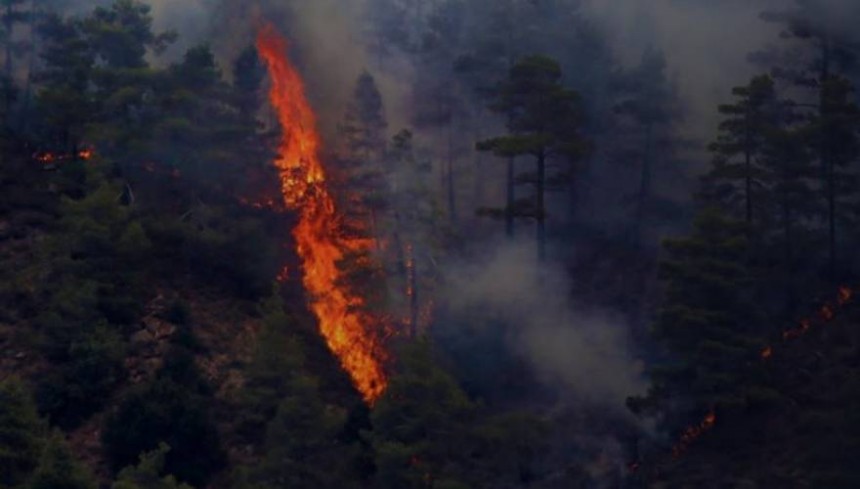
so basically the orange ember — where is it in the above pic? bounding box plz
[838,287,853,306]
[672,410,716,458]
[34,147,93,165]
[256,23,387,403]
[820,304,835,322]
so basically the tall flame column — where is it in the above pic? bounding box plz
[256,23,387,403]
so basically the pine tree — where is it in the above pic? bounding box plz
[629,209,776,427]
[103,346,225,487]
[814,76,859,279]
[35,13,94,154]
[112,444,193,489]
[236,375,358,489]
[0,378,44,487]
[611,49,682,243]
[706,75,779,225]
[82,0,175,70]
[385,130,441,336]
[236,290,306,441]
[338,70,389,233]
[370,340,476,489]
[0,0,26,114]
[27,432,97,489]
[758,124,817,314]
[756,2,860,280]
[477,55,587,260]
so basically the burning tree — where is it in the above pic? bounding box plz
[256,23,388,403]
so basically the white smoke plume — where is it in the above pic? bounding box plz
[445,241,646,407]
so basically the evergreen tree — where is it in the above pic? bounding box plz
[236,290,305,441]
[385,129,441,336]
[236,375,358,489]
[338,71,389,235]
[229,44,276,201]
[757,124,817,314]
[477,55,587,260]
[103,346,225,487]
[814,76,859,279]
[0,378,44,487]
[112,444,192,489]
[370,340,476,489]
[35,13,94,154]
[232,45,264,120]
[707,75,778,225]
[757,1,858,86]
[757,2,860,279]
[82,0,174,70]
[611,49,683,243]
[629,209,775,425]
[27,432,97,489]
[0,0,26,76]
[0,0,27,113]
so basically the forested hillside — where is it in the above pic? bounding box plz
[1,1,859,488]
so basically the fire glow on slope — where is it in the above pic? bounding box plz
[256,23,387,402]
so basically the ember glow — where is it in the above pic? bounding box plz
[33,147,94,166]
[671,285,855,465]
[764,286,854,360]
[671,410,716,459]
[256,23,387,403]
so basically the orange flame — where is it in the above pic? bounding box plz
[651,285,857,476]
[766,286,854,361]
[33,147,93,165]
[838,286,853,306]
[671,410,716,458]
[256,23,387,403]
[820,304,835,322]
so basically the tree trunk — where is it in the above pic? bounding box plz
[506,156,515,238]
[744,147,752,225]
[536,150,546,261]
[819,37,837,281]
[4,3,12,80]
[407,245,418,338]
[634,123,654,246]
[783,200,795,317]
[447,121,457,223]
[827,155,836,280]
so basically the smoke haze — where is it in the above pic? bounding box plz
[60,0,860,408]
[445,241,646,407]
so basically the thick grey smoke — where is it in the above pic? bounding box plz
[147,0,210,57]
[581,0,783,141]
[445,241,646,407]
[73,0,860,147]
[198,0,411,137]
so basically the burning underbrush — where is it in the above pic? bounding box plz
[256,23,388,403]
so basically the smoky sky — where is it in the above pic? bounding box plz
[50,0,860,408]
[582,0,784,141]
[445,241,646,408]
[62,0,860,146]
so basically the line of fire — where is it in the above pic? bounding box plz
[631,284,856,479]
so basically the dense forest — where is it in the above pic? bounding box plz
[1,0,859,488]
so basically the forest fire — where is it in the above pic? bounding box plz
[33,147,94,168]
[256,23,387,403]
[762,286,855,360]
[671,410,716,459]
[665,285,856,470]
